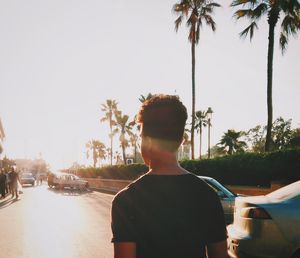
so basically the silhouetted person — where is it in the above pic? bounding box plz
[9,167,20,199]
[39,174,43,185]
[5,171,10,194]
[0,171,6,199]
[111,95,227,258]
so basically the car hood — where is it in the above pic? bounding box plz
[235,195,300,245]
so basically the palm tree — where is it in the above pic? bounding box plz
[139,93,153,103]
[113,151,122,165]
[231,0,300,152]
[100,100,118,165]
[195,110,208,159]
[96,142,107,166]
[173,0,221,159]
[129,133,140,163]
[86,140,106,167]
[218,129,247,155]
[114,111,135,164]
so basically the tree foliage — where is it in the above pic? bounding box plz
[100,99,118,165]
[218,129,247,155]
[231,0,300,152]
[86,140,106,167]
[114,111,135,164]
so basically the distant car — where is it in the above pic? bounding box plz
[227,180,300,258]
[20,173,35,186]
[48,172,89,191]
[198,176,238,224]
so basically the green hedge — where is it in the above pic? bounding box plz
[77,148,300,186]
[181,148,300,186]
[76,163,148,180]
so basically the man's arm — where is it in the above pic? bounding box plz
[206,240,227,258]
[114,242,136,258]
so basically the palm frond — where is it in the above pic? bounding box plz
[231,0,258,8]
[206,2,221,8]
[173,3,184,13]
[280,0,300,15]
[239,21,258,40]
[251,3,268,19]
[175,16,183,32]
[203,14,217,31]
[279,12,300,54]
[279,32,288,54]
[202,3,221,14]
[233,9,253,19]
[281,14,300,37]
[173,2,190,16]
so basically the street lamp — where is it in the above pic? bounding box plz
[206,107,213,159]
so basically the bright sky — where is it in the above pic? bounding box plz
[1,0,299,170]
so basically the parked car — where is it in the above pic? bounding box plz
[227,180,300,258]
[48,172,89,191]
[20,173,35,186]
[198,176,237,224]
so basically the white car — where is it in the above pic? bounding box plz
[199,176,237,224]
[51,173,89,190]
[20,172,35,186]
[227,180,300,258]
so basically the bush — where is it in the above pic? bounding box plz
[78,148,300,186]
[180,148,300,186]
[77,164,148,180]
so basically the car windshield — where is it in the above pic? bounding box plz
[267,181,300,201]
[205,178,237,197]
[21,173,33,178]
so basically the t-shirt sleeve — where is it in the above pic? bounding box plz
[205,190,227,243]
[111,192,137,243]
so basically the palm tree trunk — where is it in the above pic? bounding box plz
[93,151,97,168]
[199,125,202,159]
[110,114,113,165]
[122,143,126,164]
[110,135,113,165]
[191,41,196,160]
[265,12,278,152]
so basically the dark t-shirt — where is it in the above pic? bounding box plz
[111,173,227,258]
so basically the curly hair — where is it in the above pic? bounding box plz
[136,94,187,151]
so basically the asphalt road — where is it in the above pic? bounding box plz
[0,184,114,258]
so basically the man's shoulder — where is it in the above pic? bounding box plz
[183,174,220,198]
[112,175,146,204]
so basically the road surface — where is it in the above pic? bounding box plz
[0,184,114,258]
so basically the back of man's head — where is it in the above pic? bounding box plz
[136,94,187,151]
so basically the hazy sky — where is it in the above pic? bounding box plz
[1,0,299,170]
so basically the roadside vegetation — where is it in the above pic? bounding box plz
[70,148,300,187]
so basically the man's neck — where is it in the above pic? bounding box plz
[147,152,188,176]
